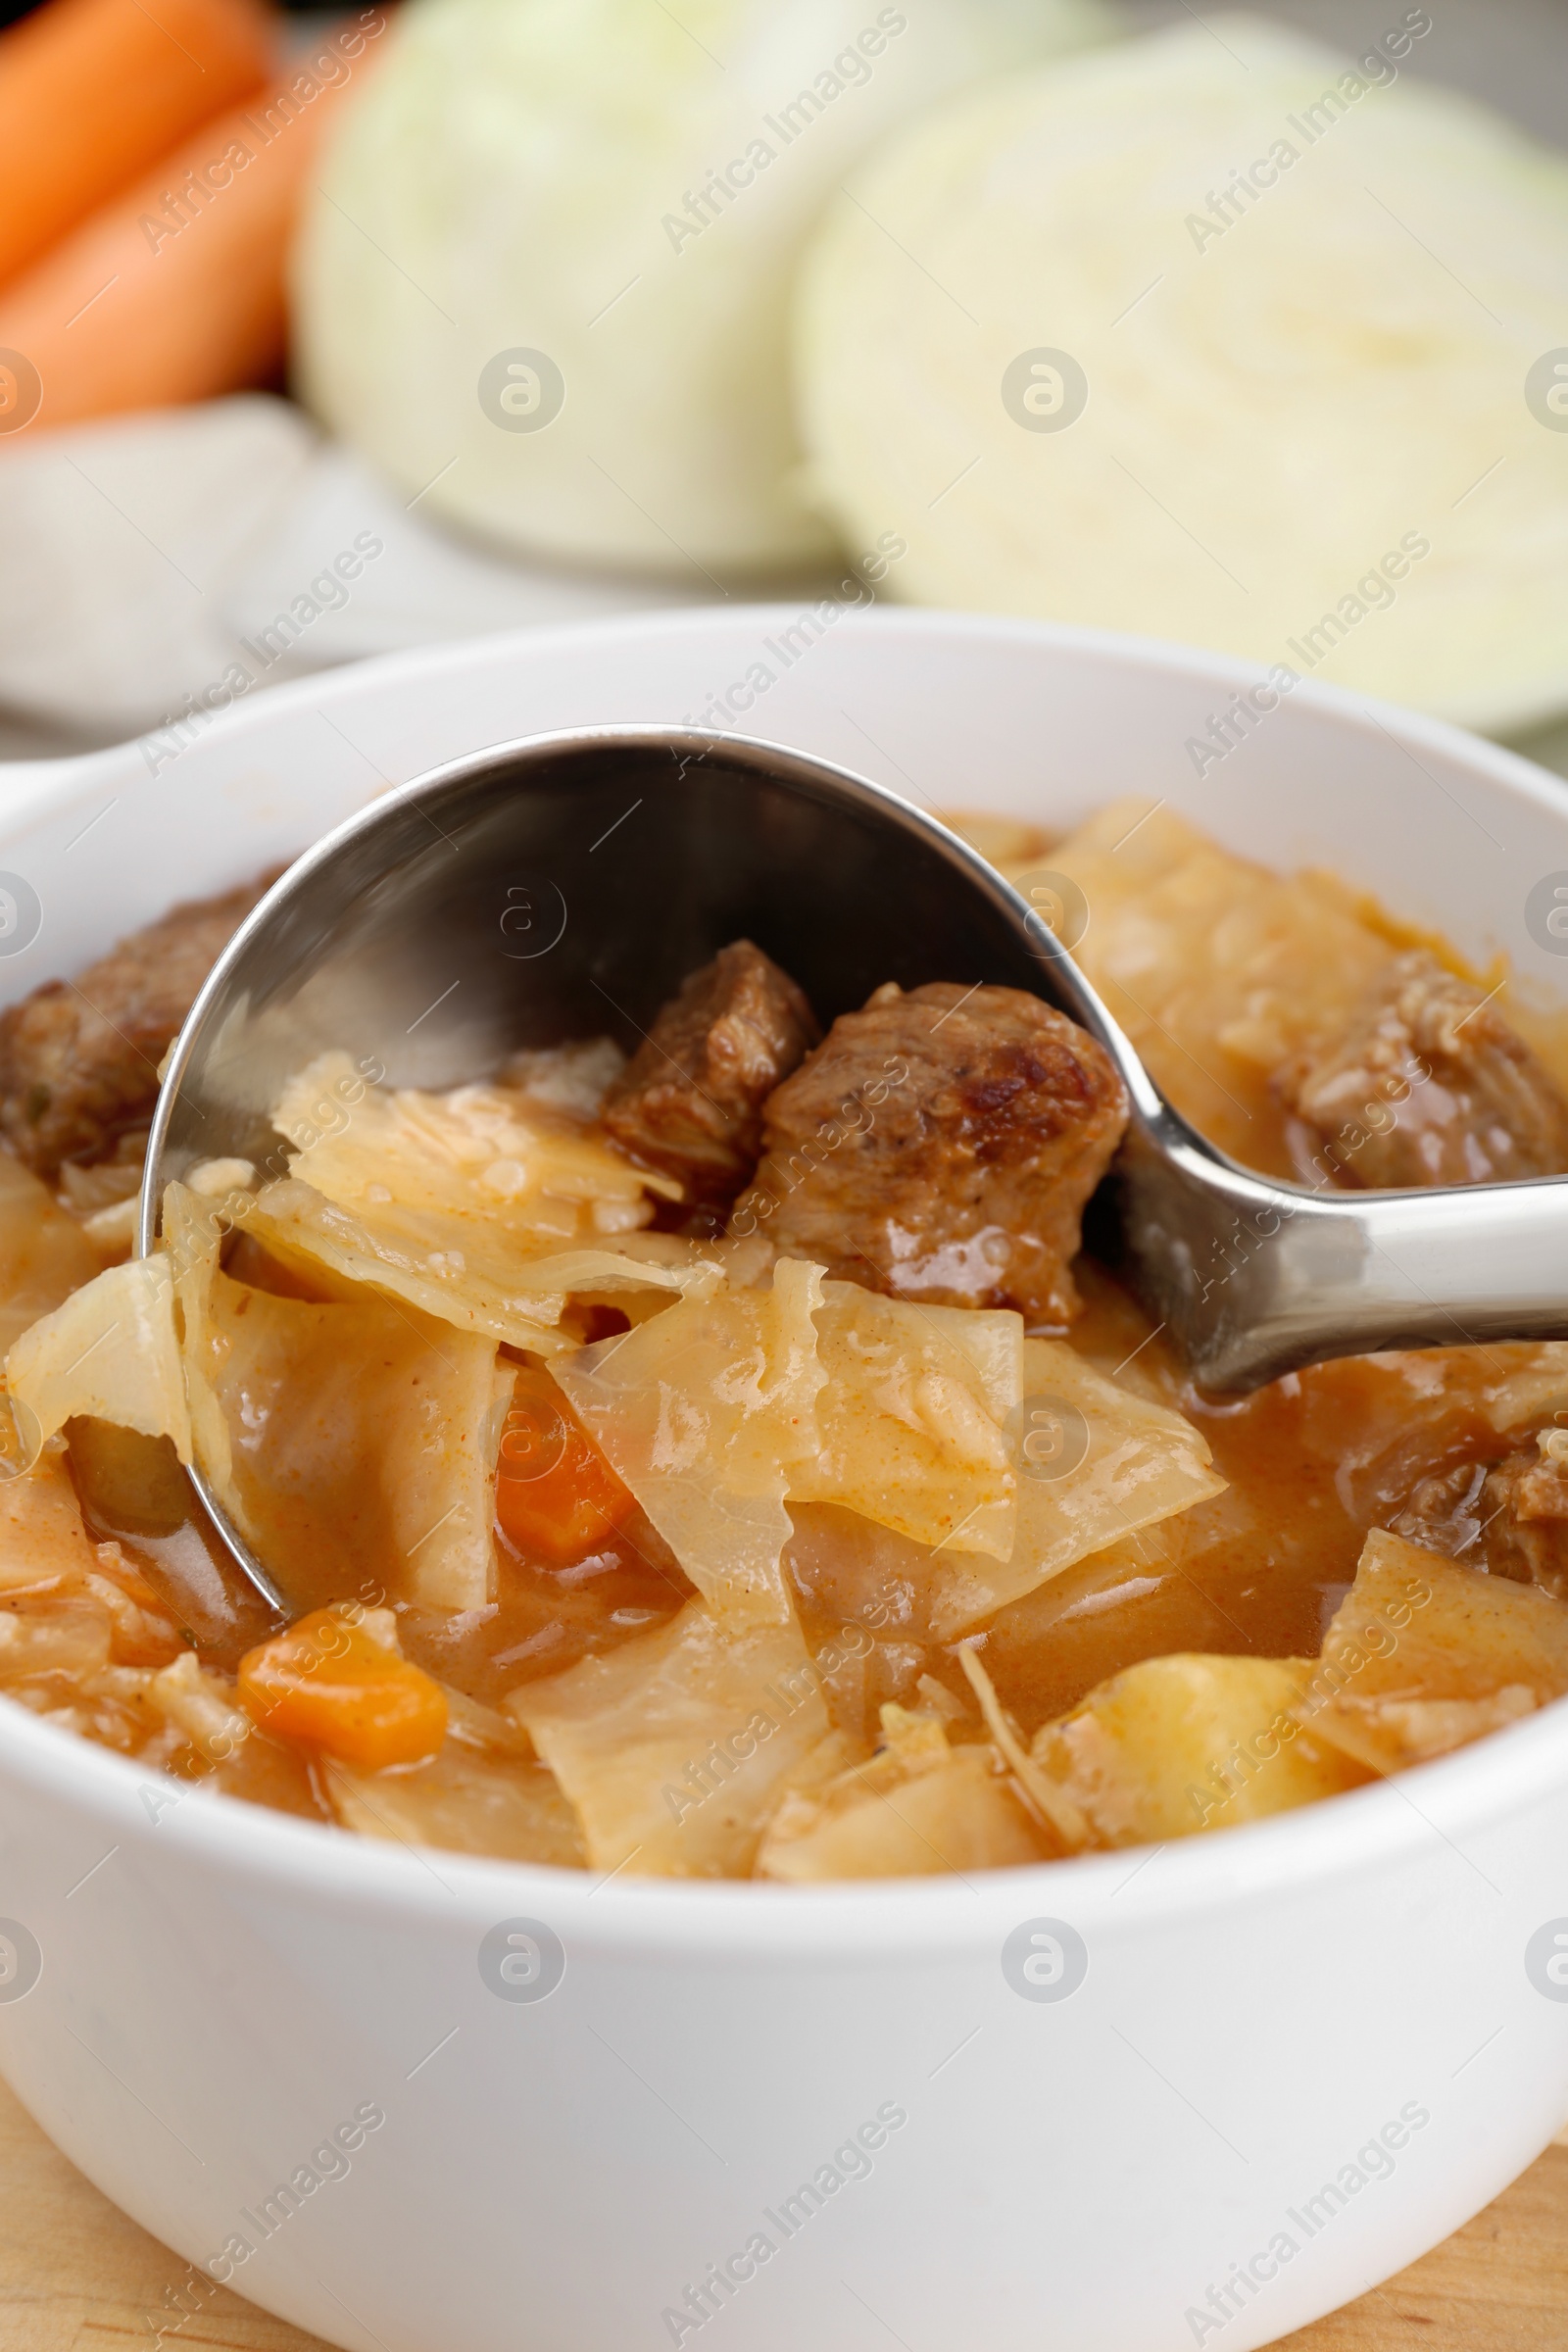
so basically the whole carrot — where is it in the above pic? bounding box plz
[0,9,388,433]
[0,0,277,289]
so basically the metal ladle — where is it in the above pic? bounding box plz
[140,724,1568,1616]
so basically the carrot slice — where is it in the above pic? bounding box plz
[238,1606,448,1769]
[0,0,275,290]
[0,16,387,431]
[496,1367,637,1566]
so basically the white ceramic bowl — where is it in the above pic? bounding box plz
[3,610,1568,2352]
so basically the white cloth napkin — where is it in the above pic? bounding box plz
[0,395,720,747]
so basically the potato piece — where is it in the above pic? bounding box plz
[929,1336,1224,1635]
[758,1704,1042,1881]
[507,1596,831,1878]
[324,1744,585,1867]
[1299,1527,1568,1774]
[1030,1654,1372,1849]
[789,1282,1020,1561]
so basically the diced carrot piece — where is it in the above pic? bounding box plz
[238,1606,448,1769]
[0,0,274,289]
[496,1367,637,1566]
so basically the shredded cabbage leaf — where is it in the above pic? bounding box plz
[247,1177,694,1355]
[274,1052,677,1247]
[552,1258,826,1622]
[789,1281,1020,1560]
[166,1181,506,1610]
[252,1051,710,1351]
[758,1702,1040,1880]
[0,1150,104,1358]
[325,1745,585,1865]
[929,1337,1226,1636]
[1299,1527,1568,1773]
[0,1448,102,1591]
[1042,801,1395,1164]
[509,1594,831,1877]
[6,1254,192,1464]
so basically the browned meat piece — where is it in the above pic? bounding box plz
[600,941,819,1201]
[0,876,274,1178]
[1477,1439,1568,1598]
[1390,1431,1568,1601]
[733,980,1129,1324]
[1277,949,1568,1188]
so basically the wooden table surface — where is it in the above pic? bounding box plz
[1,2073,1564,2352]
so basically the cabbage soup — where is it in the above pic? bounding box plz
[2,800,1567,1879]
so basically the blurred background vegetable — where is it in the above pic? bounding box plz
[0,0,273,284]
[294,0,1107,572]
[793,15,1568,733]
[0,0,1564,770]
[0,44,368,429]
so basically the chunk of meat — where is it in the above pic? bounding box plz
[1390,1427,1568,1601]
[0,876,275,1179]
[600,940,819,1201]
[732,981,1128,1324]
[1479,1439,1568,1598]
[1277,949,1568,1188]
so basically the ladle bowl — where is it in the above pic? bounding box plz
[139,721,1568,1613]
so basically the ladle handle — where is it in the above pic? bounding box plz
[1108,1125,1568,1395]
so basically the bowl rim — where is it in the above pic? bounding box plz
[5,602,1568,1956]
[3,600,1565,834]
[2,1677,1563,1955]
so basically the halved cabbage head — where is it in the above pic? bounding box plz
[294,0,1107,573]
[795,16,1568,730]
